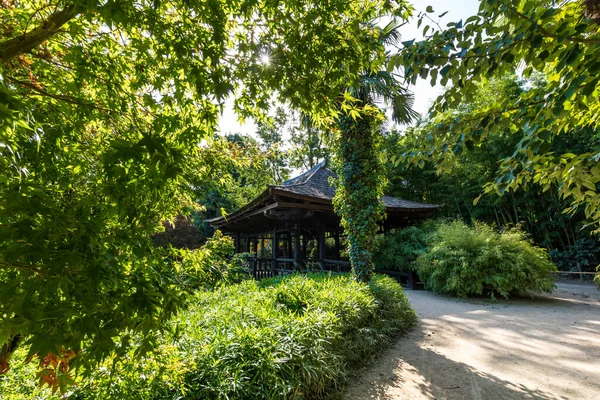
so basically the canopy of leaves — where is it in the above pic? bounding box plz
[394,0,600,226]
[384,75,600,255]
[0,0,413,384]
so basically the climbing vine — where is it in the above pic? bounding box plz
[332,108,386,282]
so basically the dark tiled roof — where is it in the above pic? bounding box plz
[272,161,438,210]
[206,161,439,226]
[272,161,336,201]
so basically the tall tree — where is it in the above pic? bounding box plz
[255,107,291,183]
[288,114,331,171]
[395,0,600,226]
[333,20,418,282]
[0,0,407,383]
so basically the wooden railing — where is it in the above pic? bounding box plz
[246,258,420,289]
[248,258,277,279]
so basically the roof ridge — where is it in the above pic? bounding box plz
[275,160,328,188]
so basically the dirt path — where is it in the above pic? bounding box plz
[344,283,600,400]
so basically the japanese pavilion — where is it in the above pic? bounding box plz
[206,161,438,278]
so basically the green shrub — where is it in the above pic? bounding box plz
[415,221,557,298]
[2,274,416,399]
[372,221,438,272]
[174,230,250,290]
[550,238,600,274]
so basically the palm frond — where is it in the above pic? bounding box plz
[379,19,403,48]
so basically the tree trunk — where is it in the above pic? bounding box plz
[0,5,79,62]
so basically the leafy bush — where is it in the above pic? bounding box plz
[174,230,249,290]
[153,214,207,249]
[2,274,416,399]
[550,238,600,274]
[373,221,438,272]
[415,221,557,298]
[0,231,246,397]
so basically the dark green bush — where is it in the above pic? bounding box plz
[2,274,416,399]
[550,238,600,275]
[415,221,557,298]
[372,221,437,272]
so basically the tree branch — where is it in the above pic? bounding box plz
[507,5,600,45]
[0,4,79,63]
[7,77,114,113]
[0,260,46,275]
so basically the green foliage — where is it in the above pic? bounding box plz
[2,274,416,399]
[255,107,292,183]
[288,114,331,171]
[332,20,418,282]
[373,223,436,272]
[333,111,387,282]
[550,239,600,273]
[415,221,557,298]
[395,0,600,227]
[384,75,600,255]
[1,0,414,377]
[174,230,250,291]
[0,230,243,393]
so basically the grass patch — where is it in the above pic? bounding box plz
[1,273,416,399]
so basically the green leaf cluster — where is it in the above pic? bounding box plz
[373,221,438,272]
[0,0,410,375]
[414,220,557,298]
[395,0,600,226]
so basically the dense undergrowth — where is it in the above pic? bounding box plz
[415,221,557,298]
[375,220,557,298]
[1,274,416,399]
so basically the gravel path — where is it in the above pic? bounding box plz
[344,282,600,400]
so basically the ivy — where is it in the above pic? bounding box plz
[332,111,386,282]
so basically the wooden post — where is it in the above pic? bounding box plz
[318,226,326,269]
[253,237,258,257]
[245,235,251,253]
[293,227,300,270]
[261,237,265,258]
[272,229,278,272]
[334,232,340,261]
[235,232,241,253]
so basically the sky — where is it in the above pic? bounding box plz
[218,0,481,136]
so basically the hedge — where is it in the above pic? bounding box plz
[1,274,416,399]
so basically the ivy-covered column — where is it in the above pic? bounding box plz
[332,112,385,282]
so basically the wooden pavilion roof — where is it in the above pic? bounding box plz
[206,161,439,233]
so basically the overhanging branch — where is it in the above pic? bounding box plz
[0,4,79,63]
